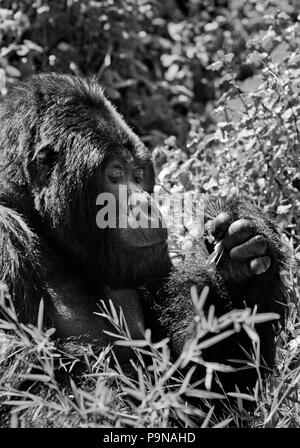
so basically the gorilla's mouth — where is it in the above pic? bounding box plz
[127,240,168,249]
[117,226,168,250]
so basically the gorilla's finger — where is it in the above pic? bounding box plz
[230,235,268,261]
[225,219,256,250]
[209,212,231,239]
[250,256,271,275]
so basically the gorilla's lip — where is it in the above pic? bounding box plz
[125,240,168,250]
[118,227,168,249]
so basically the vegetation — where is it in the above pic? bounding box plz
[0,0,299,428]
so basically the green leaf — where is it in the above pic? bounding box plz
[207,60,223,71]
[271,42,289,64]
[224,53,234,63]
[282,109,293,120]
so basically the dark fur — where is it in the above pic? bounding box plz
[0,204,47,321]
[0,73,288,397]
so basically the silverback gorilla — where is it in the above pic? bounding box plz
[0,73,287,395]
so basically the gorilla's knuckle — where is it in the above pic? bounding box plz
[228,218,253,236]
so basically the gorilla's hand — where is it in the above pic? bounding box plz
[206,212,271,283]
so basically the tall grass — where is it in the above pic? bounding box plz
[1,277,299,428]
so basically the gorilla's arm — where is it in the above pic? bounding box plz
[155,199,288,376]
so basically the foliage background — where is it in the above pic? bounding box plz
[0,0,299,428]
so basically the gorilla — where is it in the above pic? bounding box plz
[0,73,287,394]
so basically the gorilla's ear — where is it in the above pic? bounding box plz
[32,144,59,171]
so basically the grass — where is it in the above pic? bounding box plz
[0,2,299,428]
[0,266,299,428]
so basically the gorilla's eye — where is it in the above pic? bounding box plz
[44,150,58,170]
[108,167,124,183]
[133,168,144,184]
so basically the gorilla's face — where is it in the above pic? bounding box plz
[95,153,170,287]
